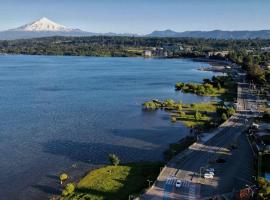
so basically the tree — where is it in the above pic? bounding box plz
[143,101,157,110]
[62,183,75,196]
[108,154,120,166]
[164,99,175,107]
[59,173,68,185]
[227,107,236,117]
[221,113,228,121]
[194,110,202,121]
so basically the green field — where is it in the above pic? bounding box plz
[172,102,218,128]
[61,162,162,200]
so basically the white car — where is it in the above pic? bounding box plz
[204,173,214,179]
[175,180,182,188]
[206,168,215,173]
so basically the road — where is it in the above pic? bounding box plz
[141,82,258,200]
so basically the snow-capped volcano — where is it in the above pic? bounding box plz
[0,17,136,40]
[11,17,78,32]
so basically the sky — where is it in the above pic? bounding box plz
[0,0,270,34]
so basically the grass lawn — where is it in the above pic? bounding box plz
[173,102,217,128]
[61,162,163,200]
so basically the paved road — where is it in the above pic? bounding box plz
[141,82,258,200]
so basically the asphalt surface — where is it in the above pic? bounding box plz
[142,82,258,200]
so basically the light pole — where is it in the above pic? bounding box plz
[245,184,257,198]
[199,167,205,180]
[258,152,262,178]
[147,179,153,188]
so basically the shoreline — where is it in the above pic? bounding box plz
[56,58,232,199]
[0,55,230,200]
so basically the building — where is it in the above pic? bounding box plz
[206,51,229,58]
[143,50,152,57]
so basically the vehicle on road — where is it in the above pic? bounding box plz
[204,173,214,179]
[206,168,215,173]
[251,122,259,129]
[216,158,226,163]
[175,180,182,188]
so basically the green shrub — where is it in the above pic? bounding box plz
[227,107,236,116]
[62,183,75,196]
[164,99,175,107]
[258,177,270,199]
[179,111,186,117]
[108,154,120,166]
[175,82,185,90]
[174,103,182,110]
[221,113,228,121]
[60,173,68,184]
[194,110,202,121]
[143,101,157,110]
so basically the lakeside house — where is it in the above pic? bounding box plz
[143,50,152,57]
[143,47,168,58]
[206,51,229,58]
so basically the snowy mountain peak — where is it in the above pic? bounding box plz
[11,17,79,32]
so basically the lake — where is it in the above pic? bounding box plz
[0,55,218,199]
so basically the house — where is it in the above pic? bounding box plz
[143,50,152,57]
[206,51,229,58]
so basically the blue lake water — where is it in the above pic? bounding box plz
[0,55,218,199]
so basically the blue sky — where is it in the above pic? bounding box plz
[0,0,270,34]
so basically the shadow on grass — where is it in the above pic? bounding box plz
[69,163,163,200]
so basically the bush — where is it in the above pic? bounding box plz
[62,183,75,196]
[108,154,120,166]
[171,116,177,123]
[179,111,186,117]
[143,101,157,110]
[194,110,202,121]
[227,107,236,116]
[174,103,182,110]
[60,173,68,184]
[221,113,228,121]
[175,82,185,90]
[258,177,270,199]
[164,99,175,107]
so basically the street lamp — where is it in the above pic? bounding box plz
[245,184,257,197]
[147,179,153,188]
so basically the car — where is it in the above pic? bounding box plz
[175,180,182,188]
[216,158,226,163]
[204,173,214,179]
[206,168,215,173]
[207,171,214,176]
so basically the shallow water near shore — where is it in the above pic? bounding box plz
[0,55,219,200]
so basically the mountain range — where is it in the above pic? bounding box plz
[147,29,270,39]
[1,17,270,40]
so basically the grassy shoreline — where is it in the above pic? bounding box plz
[59,162,163,200]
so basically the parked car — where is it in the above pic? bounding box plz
[175,180,182,188]
[216,158,226,163]
[204,173,214,179]
[206,168,215,175]
[206,168,215,173]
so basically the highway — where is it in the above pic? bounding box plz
[141,81,258,200]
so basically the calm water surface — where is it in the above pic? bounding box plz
[0,55,218,199]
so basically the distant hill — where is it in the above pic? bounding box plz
[147,29,270,39]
